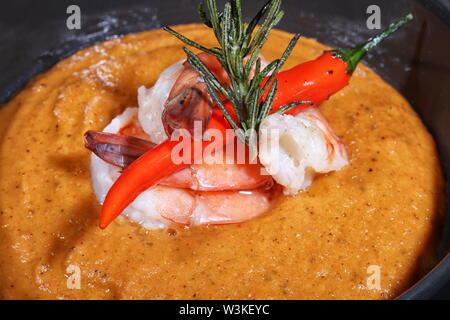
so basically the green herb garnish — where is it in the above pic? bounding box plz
[164,0,309,155]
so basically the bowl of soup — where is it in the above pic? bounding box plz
[0,0,448,300]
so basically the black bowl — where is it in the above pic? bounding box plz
[0,0,449,299]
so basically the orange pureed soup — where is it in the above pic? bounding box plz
[0,24,444,299]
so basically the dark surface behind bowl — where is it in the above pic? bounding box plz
[0,0,448,299]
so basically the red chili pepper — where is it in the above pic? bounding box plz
[98,14,412,228]
[217,51,351,118]
[99,115,228,229]
[271,51,351,112]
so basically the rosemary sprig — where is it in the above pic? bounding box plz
[164,0,310,150]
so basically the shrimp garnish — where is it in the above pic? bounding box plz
[89,55,274,229]
[86,109,273,192]
[258,107,348,195]
[138,53,267,143]
[89,108,272,229]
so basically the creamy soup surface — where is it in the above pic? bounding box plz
[0,24,444,300]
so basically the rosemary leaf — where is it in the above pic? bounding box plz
[259,79,278,120]
[183,47,228,98]
[198,3,213,28]
[274,101,312,115]
[203,80,239,132]
[164,26,218,56]
[245,0,271,41]
[206,0,223,41]
[246,59,278,99]
[247,0,282,55]
[165,0,301,152]
[231,0,243,39]
[248,87,261,130]
[261,32,301,93]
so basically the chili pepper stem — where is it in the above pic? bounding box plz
[333,13,413,74]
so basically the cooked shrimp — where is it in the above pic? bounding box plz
[90,108,272,229]
[87,109,272,191]
[190,190,272,225]
[162,53,226,136]
[258,107,348,195]
[162,150,274,191]
[138,53,267,142]
[90,55,279,229]
[138,54,222,143]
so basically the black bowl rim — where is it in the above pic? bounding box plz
[398,253,450,299]
[396,0,450,300]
